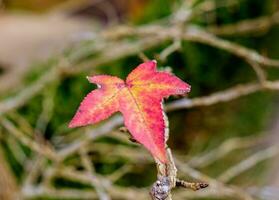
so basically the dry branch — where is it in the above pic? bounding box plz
[182,26,279,67]
[80,147,110,200]
[0,148,20,200]
[208,12,279,36]
[218,145,279,183]
[0,117,58,161]
[187,136,265,168]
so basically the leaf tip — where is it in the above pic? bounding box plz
[68,118,79,128]
[185,83,191,93]
[68,122,75,128]
[151,59,157,64]
[86,76,95,83]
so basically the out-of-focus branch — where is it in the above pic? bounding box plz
[181,26,279,67]
[0,117,58,161]
[208,12,279,36]
[103,24,279,67]
[22,156,46,189]
[23,187,98,199]
[166,82,261,112]
[195,0,239,14]
[0,67,59,116]
[80,147,110,200]
[58,115,123,159]
[218,145,279,183]
[247,60,267,85]
[22,135,272,200]
[6,135,27,164]
[0,147,20,200]
[175,159,254,200]
[72,36,168,74]
[35,83,58,135]
[158,40,181,62]
[187,136,265,168]
[8,112,34,137]
[85,141,257,200]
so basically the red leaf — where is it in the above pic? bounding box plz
[69,61,191,163]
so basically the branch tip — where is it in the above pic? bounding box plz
[176,179,209,191]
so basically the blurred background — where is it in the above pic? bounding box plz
[0,0,279,199]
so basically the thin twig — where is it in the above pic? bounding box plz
[0,67,59,116]
[158,40,181,62]
[0,117,59,161]
[247,60,267,85]
[80,147,110,200]
[35,82,58,134]
[176,179,208,191]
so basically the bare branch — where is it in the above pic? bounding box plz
[0,117,59,161]
[80,147,110,200]
[182,26,279,67]
[188,136,265,168]
[175,159,254,200]
[158,40,181,62]
[166,82,261,112]
[58,115,123,159]
[176,179,208,191]
[208,12,279,36]
[0,67,59,116]
[247,60,267,85]
[218,145,279,183]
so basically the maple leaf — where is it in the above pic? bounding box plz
[69,61,191,163]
